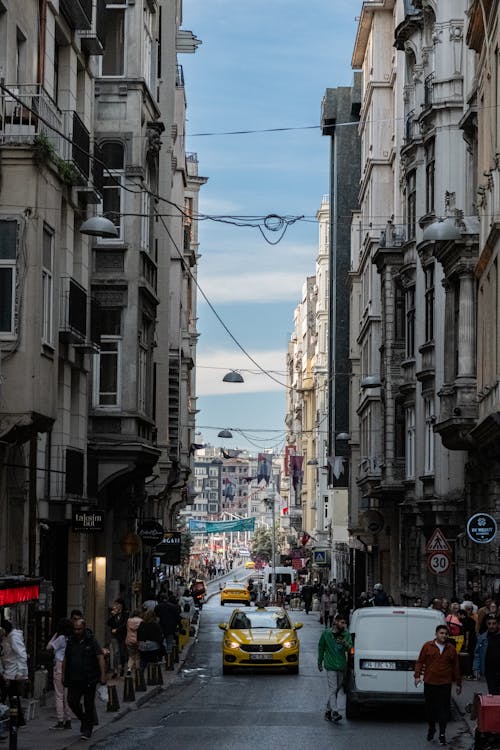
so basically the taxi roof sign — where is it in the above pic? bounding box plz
[425,527,451,553]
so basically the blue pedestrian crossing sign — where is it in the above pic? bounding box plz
[313,549,328,565]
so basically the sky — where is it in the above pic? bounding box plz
[181,0,359,455]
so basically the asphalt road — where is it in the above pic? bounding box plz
[85,580,472,750]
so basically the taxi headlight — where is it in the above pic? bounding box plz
[225,640,240,650]
[283,640,297,649]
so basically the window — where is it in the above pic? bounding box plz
[100,142,124,241]
[406,170,416,240]
[140,184,151,253]
[138,316,152,414]
[102,3,126,76]
[94,307,121,406]
[405,286,415,358]
[394,280,405,340]
[425,139,435,214]
[424,265,434,343]
[405,405,416,480]
[42,225,53,345]
[143,6,154,90]
[394,399,405,459]
[0,220,17,336]
[424,397,435,474]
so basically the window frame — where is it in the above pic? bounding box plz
[98,142,125,244]
[424,264,435,343]
[0,219,18,339]
[100,3,126,77]
[42,224,54,346]
[424,397,435,475]
[405,405,416,480]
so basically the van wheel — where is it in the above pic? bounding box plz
[345,694,360,720]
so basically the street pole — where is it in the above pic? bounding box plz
[271,496,276,603]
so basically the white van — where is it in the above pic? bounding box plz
[261,566,296,598]
[345,607,445,718]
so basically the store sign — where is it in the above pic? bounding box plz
[72,510,104,533]
[137,521,164,546]
[154,531,182,565]
[466,513,498,544]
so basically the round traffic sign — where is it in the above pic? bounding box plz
[427,552,451,575]
[466,513,497,544]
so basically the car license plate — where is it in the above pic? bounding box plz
[250,653,269,660]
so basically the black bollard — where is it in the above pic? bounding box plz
[122,674,135,702]
[135,668,146,692]
[165,651,174,670]
[173,641,179,663]
[106,683,120,712]
[8,704,18,750]
[156,661,164,686]
[146,663,156,685]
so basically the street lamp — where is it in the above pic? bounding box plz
[222,370,244,383]
[79,215,118,238]
[217,429,233,438]
[263,496,276,603]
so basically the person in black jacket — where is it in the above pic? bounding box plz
[155,595,181,669]
[63,618,106,741]
[107,598,128,678]
[137,609,164,672]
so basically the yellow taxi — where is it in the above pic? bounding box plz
[219,606,303,674]
[220,581,251,607]
[244,560,256,569]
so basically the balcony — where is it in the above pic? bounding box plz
[59,277,87,343]
[62,110,90,180]
[60,0,92,30]
[434,381,478,450]
[79,0,106,55]
[0,84,63,152]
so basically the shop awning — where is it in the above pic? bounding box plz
[0,577,40,606]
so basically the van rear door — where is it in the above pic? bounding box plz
[354,610,408,694]
[404,609,443,694]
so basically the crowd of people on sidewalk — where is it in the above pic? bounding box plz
[0,578,201,743]
[316,582,500,747]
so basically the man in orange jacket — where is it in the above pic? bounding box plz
[414,623,462,746]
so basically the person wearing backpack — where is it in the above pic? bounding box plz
[318,613,352,723]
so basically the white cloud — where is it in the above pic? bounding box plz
[196,348,286,395]
[199,269,307,303]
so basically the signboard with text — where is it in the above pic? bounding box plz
[72,510,104,533]
[153,531,182,565]
[466,513,497,544]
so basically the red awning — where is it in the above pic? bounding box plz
[0,579,40,606]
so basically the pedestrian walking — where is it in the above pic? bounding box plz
[317,613,352,723]
[63,618,106,741]
[155,595,181,667]
[46,617,72,729]
[125,609,143,674]
[371,582,390,606]
[414,623,462,746]
[107,598,128,678]
[473,614,500,693]
[137,609,163,673]
[301,583,313,614]
[0,620,28,727]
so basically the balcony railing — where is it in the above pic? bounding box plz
[404,109,417,143]
[379,223,407,248]
[60,277,87,343]
[0,84,63,152]
[62,110,90,180]
[79,0,106,55]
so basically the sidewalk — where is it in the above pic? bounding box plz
[0,636,197,750]
[453,674,487,738]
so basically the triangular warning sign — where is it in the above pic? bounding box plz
[426,528,451,553]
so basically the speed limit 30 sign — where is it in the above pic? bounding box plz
[427,552,451,575]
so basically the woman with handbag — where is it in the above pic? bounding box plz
[46,617,72,729]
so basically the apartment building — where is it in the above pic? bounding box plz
[0,0,203,648]
[349,0,477,602]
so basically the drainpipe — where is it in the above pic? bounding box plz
[38,0,47,86]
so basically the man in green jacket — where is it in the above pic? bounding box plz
[318,613,352,722]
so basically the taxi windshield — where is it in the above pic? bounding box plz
[231,613,291,629]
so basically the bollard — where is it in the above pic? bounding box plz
[122,674,135,702]
[106,683,120,712]
[156,662,164,686]
[8,704,18,750]
[173,641,179,663]
[135,668,146,692]
[165,651,174,670]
